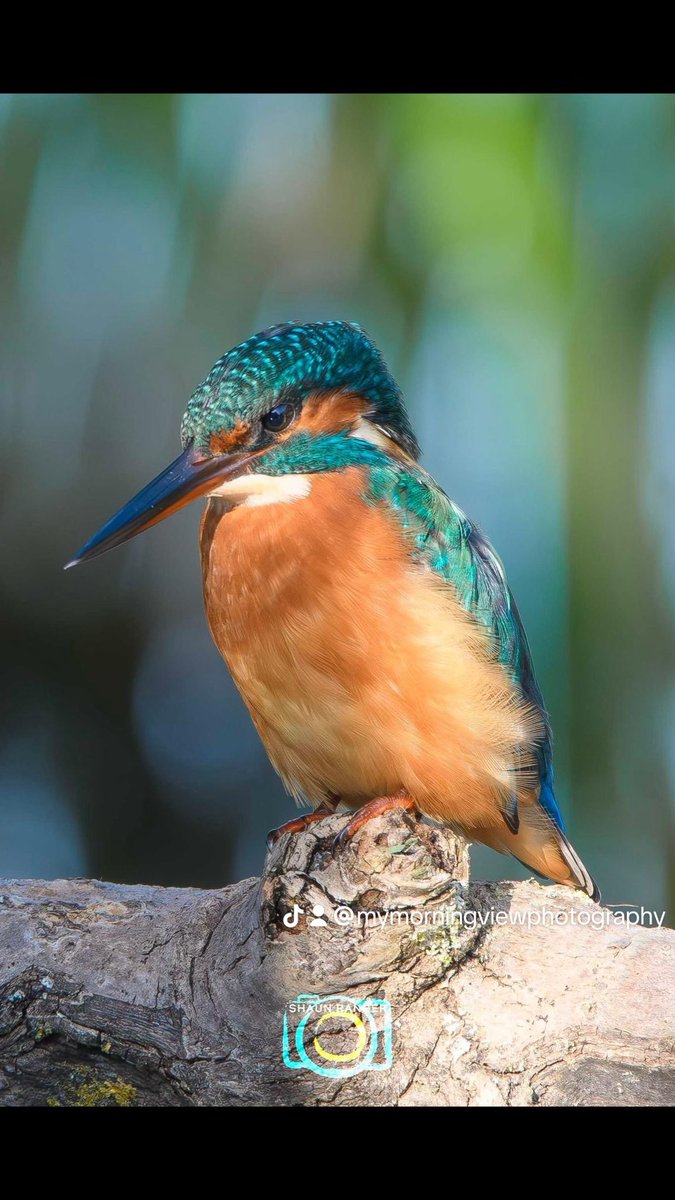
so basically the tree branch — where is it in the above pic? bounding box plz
[1,810,673,1106]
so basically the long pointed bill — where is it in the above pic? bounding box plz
[65,444,252,568]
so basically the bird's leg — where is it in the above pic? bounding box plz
[266,797,338,849]
[334,790,418,851]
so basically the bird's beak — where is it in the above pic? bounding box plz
[65,443,253,568]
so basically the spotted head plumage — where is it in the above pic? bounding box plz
[180,320,420,462]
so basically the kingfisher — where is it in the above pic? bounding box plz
[67,321,599,900]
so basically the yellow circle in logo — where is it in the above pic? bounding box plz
[313,1009,367,1063]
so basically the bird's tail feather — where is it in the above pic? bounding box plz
[555,829,600,902]
[472,802,600,902]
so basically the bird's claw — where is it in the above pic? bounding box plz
[266,807,336,850]
[331,793,417,855]
[332,825,351,854]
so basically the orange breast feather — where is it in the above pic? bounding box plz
[200,468,540,827]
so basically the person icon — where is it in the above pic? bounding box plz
[309,904,328,928]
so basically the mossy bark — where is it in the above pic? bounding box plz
[1,811,673,1106]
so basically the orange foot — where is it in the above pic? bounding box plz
[333,792,418,852]
[266,801,337,850]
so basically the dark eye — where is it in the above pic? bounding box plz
[261,401,295,433]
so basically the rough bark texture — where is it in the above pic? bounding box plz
[0,810,673,1106]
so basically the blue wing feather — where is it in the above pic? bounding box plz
[366,459,563,831]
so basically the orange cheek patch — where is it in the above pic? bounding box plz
[292,391,370,437]
[209,420,250,455]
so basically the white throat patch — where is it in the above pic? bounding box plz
[208,473,312,509]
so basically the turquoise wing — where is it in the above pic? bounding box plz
[366,460,561,829]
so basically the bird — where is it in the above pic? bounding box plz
[67,320,599,900]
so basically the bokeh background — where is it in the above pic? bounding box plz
[1,93,673,920]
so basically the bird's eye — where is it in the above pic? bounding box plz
[261,401,295,433]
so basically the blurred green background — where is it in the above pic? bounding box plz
[1,93,673,920]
